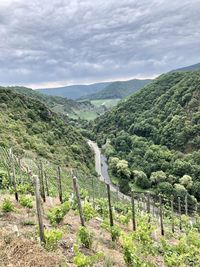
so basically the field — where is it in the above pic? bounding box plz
[91,98,120,109]
[66,98,121,121]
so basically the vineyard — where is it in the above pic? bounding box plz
[1,147,200,267]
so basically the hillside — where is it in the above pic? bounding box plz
[2,86,107,121]
[171,62,200,72]
[93,70,200,200]
[0,87,93,171]
[37,82,111,99]
[83,79,152,100]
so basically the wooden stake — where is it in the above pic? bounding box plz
[10,150,18,201]
[44,171,49,197]
[91,176,95,208]
[152,198,155,217]
[107,184,114,227]
[178,197,182,231]
[39,161,46,202]
[72,176,85,226]
[147,193,151,223]
[18,158,23,184]
[159,195,164,236]
[171,195,174,233]
[185,193,188,216]
[131,190,136,231]
[34,175,46,244]
[57,166,63,203]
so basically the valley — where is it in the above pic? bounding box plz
[1,0,200,265]
[1,66,200,267]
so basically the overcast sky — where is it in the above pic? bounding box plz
[0,0,200,88]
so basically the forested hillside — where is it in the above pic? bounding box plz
[37,82,110,99]
[81,79,152,100]
[0,88,93,171]
[93,70,200,201]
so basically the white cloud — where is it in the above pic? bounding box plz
[0,0,200,87]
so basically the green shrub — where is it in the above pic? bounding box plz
[77,226,93,249]
[2,198,14,212]
[48,206,65,225]
[19,195,33,208]
[110,225,121,242]
[80,189,89,200]
[44,229,63,251]
[17,183,34,194]
[61,201,71,214]
[83,202,96,221]
[47,201,71,225]
[73,244,103,267]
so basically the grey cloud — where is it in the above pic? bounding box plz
[0,0,200,87]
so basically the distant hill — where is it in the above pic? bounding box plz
[171,62,200,72]
[37,82,111,99]
[83,79,152,100]
[93,70,200,200]
[2,86,109,121]
[37,79,152,100]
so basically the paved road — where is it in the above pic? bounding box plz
[88,140,131,201]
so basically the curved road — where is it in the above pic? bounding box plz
[88,140,131,200]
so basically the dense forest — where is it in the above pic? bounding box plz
[93,70,200,202]
[0,88,93,172]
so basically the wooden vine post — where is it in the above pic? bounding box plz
[10,149,18,201]
[178,197,182,231]
[34,175,46,244]
[185,193,188,216]
[18,157,23,184]
[106,184,114,229]
[131,190,136,231]
[39,161,46,202]
[159,195,164,236]
[147,193,151,223]
[91,176,95,208]
[44,171,49,197]
[171,195,175,233]
[72,175,85,226]
[57,166,63,203]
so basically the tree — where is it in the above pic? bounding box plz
[174,183,187,198]
[150,171,167,186]
[133,170,150,189]
[156,182,174,197]
[179,175,193,189]
[116,160,130,178]
[191,182,200,201]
